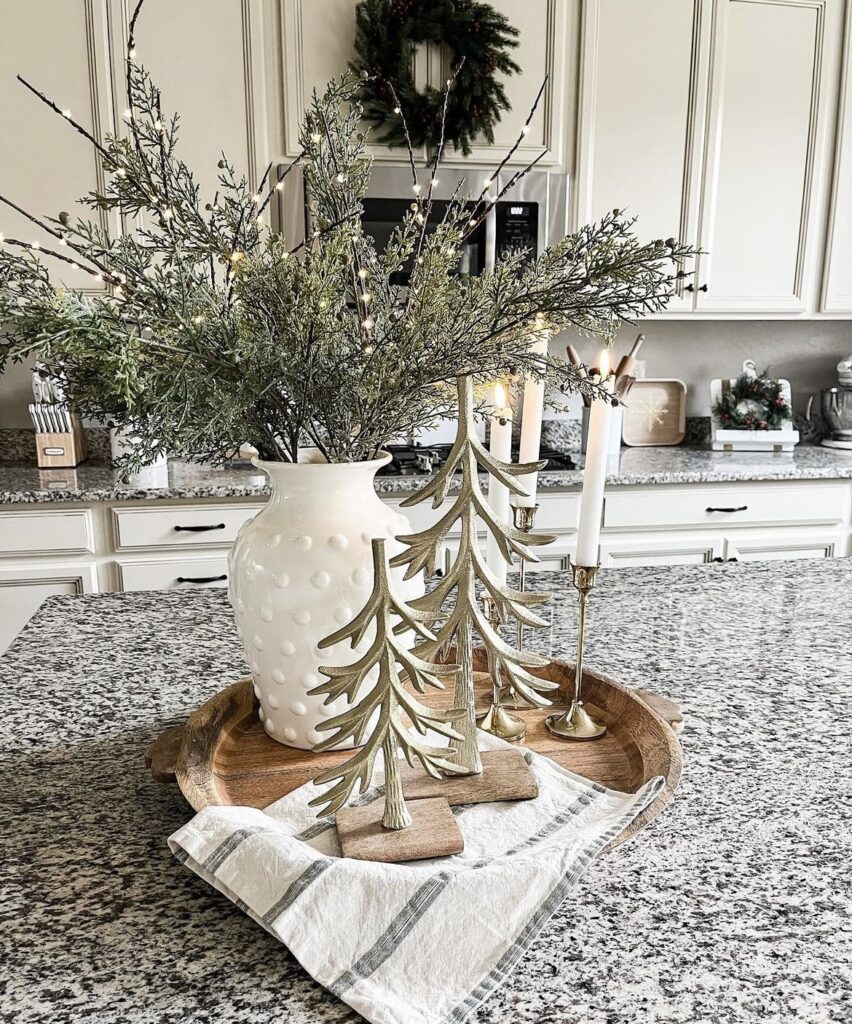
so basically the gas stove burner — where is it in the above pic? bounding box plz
[380,443,576,476]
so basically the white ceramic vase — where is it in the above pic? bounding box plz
[228,451,422,750]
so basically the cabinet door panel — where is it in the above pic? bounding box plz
[697,0,837,311]
[280,0,568,164]
[599,533,724,567]
[0,0,114,291]
[724,530,844,561]
[821,6,852,311]
[576,0,710,310]
[0,562,97,655]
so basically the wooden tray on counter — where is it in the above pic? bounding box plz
[148,657,682,851]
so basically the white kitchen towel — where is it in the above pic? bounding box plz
[169,736,664,1024]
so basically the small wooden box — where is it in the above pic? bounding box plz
[35,416,87,468]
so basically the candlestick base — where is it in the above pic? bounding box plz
[545,700,607,740]
[477,702,527,742]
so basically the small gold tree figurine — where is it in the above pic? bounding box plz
[390,375,559,772]
[308,538,465,831]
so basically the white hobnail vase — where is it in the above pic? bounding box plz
[227,450,423,750]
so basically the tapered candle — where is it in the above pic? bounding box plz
[575,348,614,567]
[517,319,549,506]
[486,379,512,585]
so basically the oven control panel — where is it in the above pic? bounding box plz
[496,202,539,260]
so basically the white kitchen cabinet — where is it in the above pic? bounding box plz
[575,0,711,312]
[599,532,725,568]
[723,528,845,561]
[0,561,98,655]
[117,555,230,591]
[574,0,843,317]
[821,3,852,312]
[279,0,569,166]
[695,0,841,313]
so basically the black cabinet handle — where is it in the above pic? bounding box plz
[698,284,709,292]
[705,505,748,513]
[711,556,739,564]
[173,522,226,533]
[684,283,709,293]
[176,574,227,584]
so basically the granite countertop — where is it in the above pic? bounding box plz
[2,559,849,1022]
[3,444,852,504]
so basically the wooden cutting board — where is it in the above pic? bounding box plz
[148,656,682,851]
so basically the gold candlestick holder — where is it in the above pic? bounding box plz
[476,595,528,742]
[545,562,607,741]
[497,503,540,710]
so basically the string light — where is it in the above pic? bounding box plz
[357,268,368,279]
[123,108,132,118]
[362,317,374,330]
[128,46,136,59]
[91,272,102,281]
[416,213,425,224]
[154,119,163,130]
[32,241,40,250]
[430,178,439,186]
[361,292,371,303]
[275,181,284,191]
[362,343,374,354]
[483,178,493,188]
[393,106,401,114]
[319,298,329,309]
[162,208,173,220]
[252,192,261,203]
[468,219,476,227]
[521,126,530,136]
[256,215,263,225]
[412,184,421,195]
[193,315,203,324]
[0,233,4,243]
[230,251,243,262]
[61,109,71,119]
[336,173,345,183]
[310,132,321,143]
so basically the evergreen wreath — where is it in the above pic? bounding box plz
[713,370,792,430]
[351,0,520,155]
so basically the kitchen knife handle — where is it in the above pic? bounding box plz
[705,505,748,513]
[176,574,227,584]
[173,523,226,532]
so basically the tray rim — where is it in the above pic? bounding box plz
[164,659,682,852]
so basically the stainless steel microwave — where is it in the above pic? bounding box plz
[276,163,568,278]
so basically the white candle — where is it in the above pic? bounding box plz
[576,348,614,567]
[486,378,512,585]
[517,322,549,506]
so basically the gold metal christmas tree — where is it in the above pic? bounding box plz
[391,375,559,771]
[309,538,466,832]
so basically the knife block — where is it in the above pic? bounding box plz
[35,415,87,468]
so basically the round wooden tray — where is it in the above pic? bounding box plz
[149,656,682,850]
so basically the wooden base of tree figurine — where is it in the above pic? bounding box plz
[308,538,468,859]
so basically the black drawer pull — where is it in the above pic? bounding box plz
[176,574,227,584]
[705,505,747,513]
[173,522,226,532]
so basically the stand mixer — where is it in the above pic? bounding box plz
[818,356,852,449]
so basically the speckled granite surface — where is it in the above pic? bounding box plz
[1,560,849,1022]
[3,444,852,504]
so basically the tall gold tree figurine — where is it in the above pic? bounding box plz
[309,538,466,830]
[390,375,559,774]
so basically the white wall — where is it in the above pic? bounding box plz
[565,320,852,417]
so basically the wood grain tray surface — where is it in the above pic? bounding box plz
[149,655,682,850]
